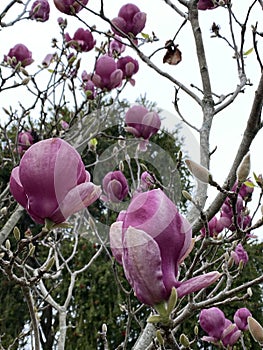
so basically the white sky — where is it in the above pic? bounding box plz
[1,0,263,227]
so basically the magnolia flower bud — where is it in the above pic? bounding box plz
[5,239,11,250]
[248,316,263,345]
[185,159,212,184]
[45,256,55,271]
[247,287,253,297]
[182,190,193,201]
[102,323,107,333]
[29,243,35,257]
[180,334,190,347]
[13,226,21,241]
[237,153,250,183]
[1,207,7,215]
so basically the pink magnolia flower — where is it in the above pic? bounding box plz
[109,189,220,306]
[125,105,161,147]
[201,216,225,237]
[10,138,101,224]
[220,195,251,231]
[42,53,56,67]
[234,308,252,331]
[200,307,226,341]
[4,44,33,67]
[109,36,126,57]
[60,120,69,130]
[221,319,241,347]
[53,0,88,15]
[92,55,123,91]
[117,56,139,85]
[17,131,35,154]
[140,171,154,190]
[197,0,218,10]
[231,243,249,266]
[112,4,146,39]
[200,308,241,347]
[65,28,96,52]
[232,179,254,201]
[29,0,50,22]
[102,171,129,203]
[81,70,96,99]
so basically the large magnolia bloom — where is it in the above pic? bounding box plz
[110,189,220,306]
[10,138,101,224]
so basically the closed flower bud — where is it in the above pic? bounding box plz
[234,308,252,331]
[179,334,190,347]
[5,239,11,250]
[0,207,7,215]
[248,316,263,345]
[22,77,31,85]
[102,171,129,203]
[185,159,212,184]
[237,153,250,183]
[182,190,193,201]
[102,323,107,333]
[45,256,55,271]
[247,287,253,297]
[29,243,36,257]
[13,226,21,241]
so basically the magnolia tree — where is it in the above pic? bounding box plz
[1,0,263,349]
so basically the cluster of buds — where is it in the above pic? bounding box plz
[80,4,144,93]
[201,180,253,238]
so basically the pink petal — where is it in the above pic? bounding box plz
[176,271,221,298]
[109,221,123,264]
[9,167,28,208]
[123,227,168,306]
[51,183,101,222]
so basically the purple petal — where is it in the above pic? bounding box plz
[177,271,221,298]
[123,227,168,306]
[9,167,28,208]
